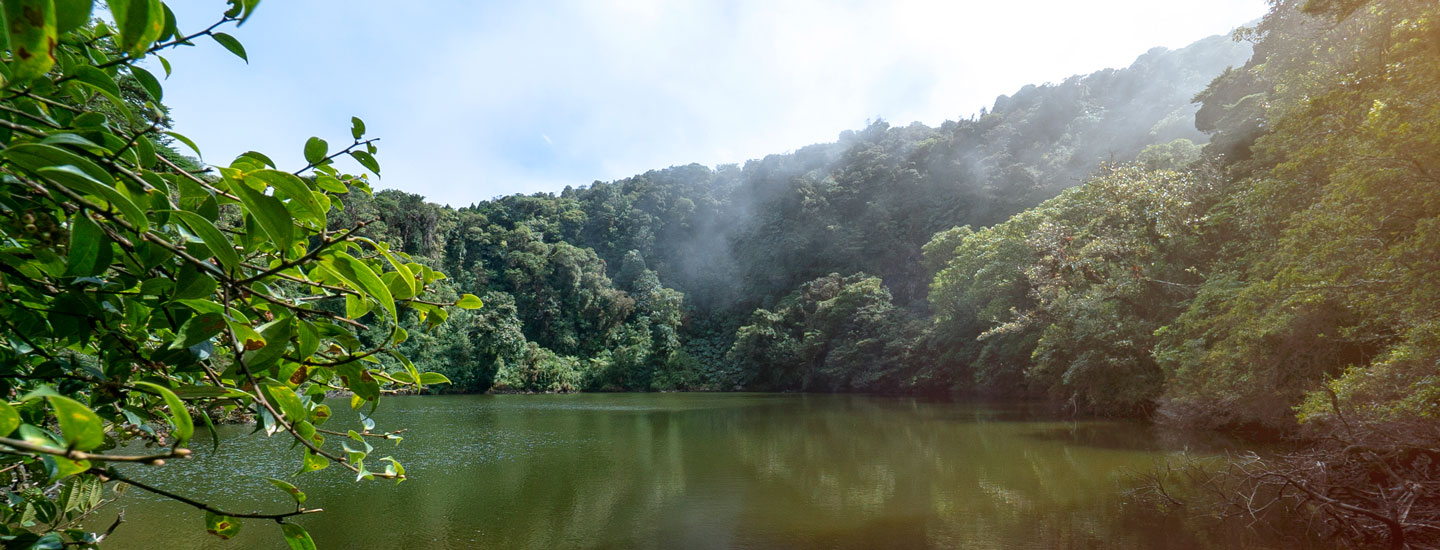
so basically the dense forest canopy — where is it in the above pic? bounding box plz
[342,1,1440,536]
[345,32,1252,395]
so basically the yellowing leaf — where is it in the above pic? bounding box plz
[45,396,104,451]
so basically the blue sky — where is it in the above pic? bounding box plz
[155,1,1270,207]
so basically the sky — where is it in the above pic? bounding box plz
[155,1,1270,207]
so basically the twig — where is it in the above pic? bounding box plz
[293,138,380,177]
[0,437,191,464]
[91,468,320,522]
[315,428,407,440]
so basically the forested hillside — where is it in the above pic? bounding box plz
[329,0,1436,475]
[338,32,1251,394]
[917,0,1439,433]
[914,1,1440,543]
[357,0,1438,542]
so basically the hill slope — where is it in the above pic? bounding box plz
[336,32,1252,392]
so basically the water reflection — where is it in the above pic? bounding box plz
[96,394,1267,549]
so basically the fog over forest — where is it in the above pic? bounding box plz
[339,31,1251,396]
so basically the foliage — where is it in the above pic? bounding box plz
[1156,0,1440,432]
[923,217,1040,396]
[728,273,918,392]
[916,2,1440,536]
[335,187,690,392]
[920,0,1440,431]
[1136,138,1202,171]
[391,290,524,393]
[0,2,475,547]
[925,163,1225,413]
[333,33,1249,391]
[492,342,582,393]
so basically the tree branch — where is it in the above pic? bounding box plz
[294,138,380,177]
[0,437,191,464]
[91,468,321,522]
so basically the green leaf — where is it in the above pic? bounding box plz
[295,419,316,442]
[131,66,163,101]
[336,291,364,319]
[336,364,380,403]
[296,320,320,360]
[199,408,221,451]
[0,401,19,437]
[324,252,396,320]
[225,0,259,25]
[418,372,452,385]
[40,133,106,153]
[281,523,317,550]
[25,532,64,550]
[381,272,411,300]
[236,150,277,168]
[133,381,194,447]
[266,478,306,504]
[303,137,328,165]
[358,238,414,297]
[350,150,380,176]
[297,448,328,475]
[64,213,112,277]
[229,320,265,353]
[164,131,203,160]
[45,396,104,451]
[310,404,331,426]
[136,133,158,169]
[381,456,405,482]
[259,382,304,424]
[170,313,227,350]
[203,510,242,539]
[6,143,112,188]
[157,3,177,42]
[55,0,95,34]
[211,32,247,62]
[455,294,483,310]
[36,166,149,232]
[59,475,98,514]
[388,349,420,388]
[248,316,294,369]
[44,455,91,481]
[249,169,324,225]
[71,66,122,98]
[172,385,241,399]
[175,299,232,318]
[3,0,58,81]
[172,266,216,300]
[227,172,294,252]
[110,0,165,56]
[350,117,366,139]
[170,211,241,274]
[20,386,65,402]
[66,66,136,123]
[315,175,348,193]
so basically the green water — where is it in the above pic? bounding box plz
[96,393,1252,549]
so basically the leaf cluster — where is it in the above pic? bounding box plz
[0,1,474,547]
